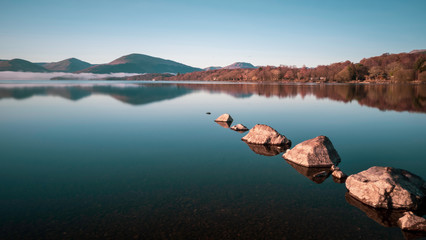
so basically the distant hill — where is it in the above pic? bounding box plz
[204,66,222,71]
[409,49,426,54]
[0,59,49,72]
[77,53,201,74]
[223,62,256,69]
[43,58,93,72]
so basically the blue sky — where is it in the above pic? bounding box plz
[0,0,425,68]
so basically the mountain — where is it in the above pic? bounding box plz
[223,62,256,69]
[204,66,222,71]
[43,58,93,72]
[77,53,201,74]
[0,59,49,72]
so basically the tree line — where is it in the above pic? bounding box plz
[167,51,426,82]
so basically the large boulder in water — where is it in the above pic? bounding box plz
[241,124,291,146]
[282,136,341,167]
[346,166,426,210]
[215,113,233,122]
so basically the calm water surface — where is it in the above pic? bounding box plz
[0,81,425,239]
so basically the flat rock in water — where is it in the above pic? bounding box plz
[397,211,426,231]
[346,166,426,210]
[282,136,341,167]
[241,124,291,146]
[230,124,248,132]
[215,113,233,122]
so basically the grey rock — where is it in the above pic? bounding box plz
[283,136,341,167]
[346,166,426,210]
[241,124,291,146]
[214,113,233,122]
[397,211,426,231]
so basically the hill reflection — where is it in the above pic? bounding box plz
[0,82,424,112]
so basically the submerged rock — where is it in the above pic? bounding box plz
[397,211,426,231]
[230,124,249,132]
[283,136,341,167]
[346,166,426,210]
[215,113,233,122]
[241,124,291,146]
[245,143,287,156]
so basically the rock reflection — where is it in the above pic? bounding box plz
[345,192,405,227]
[215,121,231,128]
[285,160,332,184]
[244,143,287,156]
[345,192,426,239]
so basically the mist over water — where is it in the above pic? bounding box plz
[0,71,140,80]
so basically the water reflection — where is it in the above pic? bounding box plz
[244,142,286,156]
[215,121,231,128]
[285,160,332,184]
[0,83,192,105]
[0,82,425,113]
[180,83,426,113]
[345,193,426,239]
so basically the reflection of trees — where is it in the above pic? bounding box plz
[179,83,426,113]
[0,83,425,113]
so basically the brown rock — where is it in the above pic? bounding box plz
[346,166,426,210]
[230,124,248,132]
[331,166,347,179]
[397,211,426,231]
[214,113,233,122]
[241,124,291,146]
[282,136,341,167]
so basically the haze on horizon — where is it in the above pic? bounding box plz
[1,0,425,68]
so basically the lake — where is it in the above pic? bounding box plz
[0,81,425,239]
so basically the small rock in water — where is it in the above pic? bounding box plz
[397,211,426,231]
[215,113,233,122]
[230,124,249,132]
[242,124,291,146]
[206,112,211,115]
[283,136,341,167]
[331,166,348,179]
[346,166,426,210]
